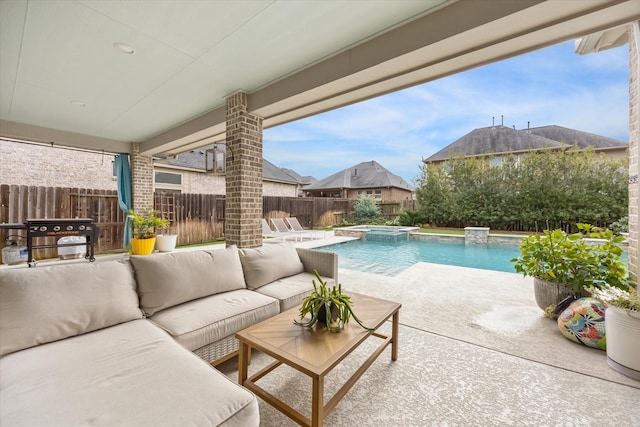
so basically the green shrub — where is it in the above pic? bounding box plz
[610,216,628,234]
[354,195,382,224]
[398,209,425,226]
[511,223,630,294]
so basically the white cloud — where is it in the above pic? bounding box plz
[264,41,630,185]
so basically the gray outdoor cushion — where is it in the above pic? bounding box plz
[0,259,143,356]
[239,243,304,290]
[0,319,259,426]
[255,271,326,311]
[149,289,279,351]
[131,246,247,316]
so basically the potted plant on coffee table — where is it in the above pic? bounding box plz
[589,285,640,380]
[294,270,373,332]
[129,209,170,255]
[511,223,630,315]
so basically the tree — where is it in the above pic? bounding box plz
[415,148,628,231]
[354,195,382,224]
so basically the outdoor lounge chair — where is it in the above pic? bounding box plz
[286,217,324,239]
[262,218,294,242]
[270,218,311,241]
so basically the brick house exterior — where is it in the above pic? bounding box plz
[303,160,413,201]
[0,139,306,198]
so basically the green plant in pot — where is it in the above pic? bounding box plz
[511,223,630,315]
[128,209,170,255]
[294,270,373,332]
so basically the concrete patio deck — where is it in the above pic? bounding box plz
[217,232,640,426]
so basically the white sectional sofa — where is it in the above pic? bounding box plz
[0,243,337,426]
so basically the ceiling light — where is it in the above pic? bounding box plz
[113,42,135,55]
[70,100,87,107]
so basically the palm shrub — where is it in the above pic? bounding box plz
[129,209,170,239]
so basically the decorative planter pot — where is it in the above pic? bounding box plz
[155,234,177,252]
[131,237,156,255]
[317,304,341,329]
[533,277,581,311]
[605,306,640,381]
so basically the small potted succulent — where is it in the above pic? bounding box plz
[512,223,630,314]
[128,209,170,255]
[294,270,372,332]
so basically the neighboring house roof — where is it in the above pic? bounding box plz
[304,160,413,191]
[156,144,305,184]
[526,125,627,150]
[280,168,317,186]
[262,159,304,184]
[425,124,628,162]
[425,126,564,162]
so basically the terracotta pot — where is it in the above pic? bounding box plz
[605,306,640,381]
[532,277,586,311]
[131,237,156,255]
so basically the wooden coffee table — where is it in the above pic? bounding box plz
[236,292,401,427]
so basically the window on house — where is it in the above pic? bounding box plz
[155,171,182,193]
[489,156,502,167]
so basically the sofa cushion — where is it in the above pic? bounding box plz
[131,246,247,316]
[239,243,304,290]
[0,259,142,356]
[255,271,325,311]
[0,319,259,426]
[149,289,279,351]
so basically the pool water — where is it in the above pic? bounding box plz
[317,239,521,276]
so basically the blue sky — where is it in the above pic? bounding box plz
[263,40,629,186]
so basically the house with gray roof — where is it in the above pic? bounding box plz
[154,144,309,197]
[303,160,413,201]
[425,124,628,165]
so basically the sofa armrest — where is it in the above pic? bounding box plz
[295,248,338,282]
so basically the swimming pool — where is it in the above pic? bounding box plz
[316,239,521,276]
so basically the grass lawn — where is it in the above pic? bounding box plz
[417,227,465,235]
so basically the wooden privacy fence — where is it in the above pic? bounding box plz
[155,192,225,246]
[1,185,417,262]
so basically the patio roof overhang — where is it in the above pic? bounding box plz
[1,0,639,157]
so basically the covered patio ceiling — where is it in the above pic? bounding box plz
[1,0,639,157]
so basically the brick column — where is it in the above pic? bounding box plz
[225,91,263,248]
[628,23,639,282]
[130,143,154,213]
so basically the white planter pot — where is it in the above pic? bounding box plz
[155,234,178,252]
[605,306,640,381]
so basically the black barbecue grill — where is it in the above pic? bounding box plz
[1,219,98,267]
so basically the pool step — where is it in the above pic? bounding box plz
[339,257,408,276]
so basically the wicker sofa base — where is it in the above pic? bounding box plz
[194,335,240,366]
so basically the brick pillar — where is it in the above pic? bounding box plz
[130,143,154,213]
[225,91,263,248]
[628,23,639,282]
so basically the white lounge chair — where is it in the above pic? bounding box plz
[286,217,324,239]
[270,218,311,241]
[262,218,294,242]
